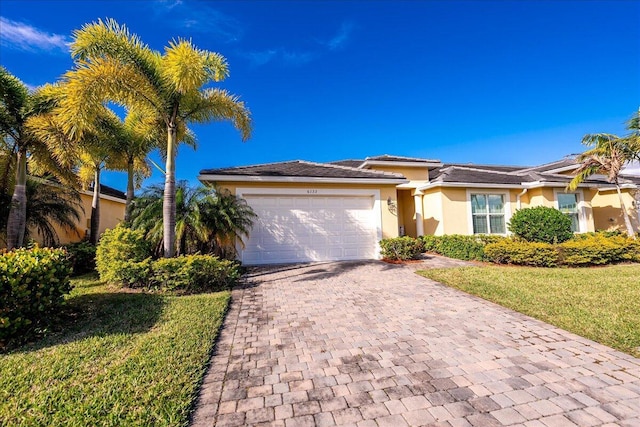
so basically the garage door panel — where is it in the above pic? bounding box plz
[241,193,378,264]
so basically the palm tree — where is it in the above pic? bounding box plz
[58,19,252,257]
[128,181,255,258]
[27,87,126,245]
[23,176,83,247]
[0,68,76,249]
[569,113,640,237]
[197,187,256,258]
[110,110,158,221]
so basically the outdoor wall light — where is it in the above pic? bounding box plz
[387,197,398,215]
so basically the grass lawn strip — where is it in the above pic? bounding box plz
[0,274,230,427]
[418,264,640,358]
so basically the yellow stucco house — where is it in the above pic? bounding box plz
[199,155,640,265]
[37,184,126,245]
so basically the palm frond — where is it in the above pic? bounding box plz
[183,88,252,141]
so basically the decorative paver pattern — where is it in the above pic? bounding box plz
[191,259,640,426]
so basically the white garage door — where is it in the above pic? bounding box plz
[240,193,380,265]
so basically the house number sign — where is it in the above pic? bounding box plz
[306,189,318,194]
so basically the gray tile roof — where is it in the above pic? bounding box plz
[88,183,126,200]
[200,160,406,180]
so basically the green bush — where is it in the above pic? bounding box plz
[152,255,240,293]
[62,241,96,275]
[96,225,152,284]
[559,234,633,266]
[0,247,72,344]
[484,239,559,267]
[379,236,425,260]
[421,234,506,261]
[508,206,573,244]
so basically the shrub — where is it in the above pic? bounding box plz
[484,239,559,267]
[508,206,573,244]
[0,247,72,344]
[379,236,424,261]
[559,234,632,266]
[151,255,240,293]
[62,241,96,275]
[96,226,152,284]
[421,234,506,261]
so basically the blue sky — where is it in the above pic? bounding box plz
[1,0,639,190]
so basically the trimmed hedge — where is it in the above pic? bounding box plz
[484,240,559,267]
[379,236,425,260]
[508,206,573,244]
[422,234,505,261]
[0,247,72,344]
[96,226,152,285]
[152,255,240,293]
[485,234,640,267]
[63,241,96,275]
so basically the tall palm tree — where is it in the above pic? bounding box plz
[1,68,76,249]
[569,113,640,237]
[110,110,158,221]
[28,87,126,245]
[128,181,255,258]
[58,19,252,257]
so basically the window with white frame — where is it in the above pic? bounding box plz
[471,194,506,234]
[557,193,580,232]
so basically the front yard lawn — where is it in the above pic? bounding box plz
[418,264,640,357]
[0,274,230,427]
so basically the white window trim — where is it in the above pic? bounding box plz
[466,190,512,235]
[554,189,587,233]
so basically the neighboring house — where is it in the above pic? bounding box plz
[199,155,640,265]
[45,184,126,245]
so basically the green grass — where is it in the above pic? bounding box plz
[0,274,230,427]
[418,264,640,357]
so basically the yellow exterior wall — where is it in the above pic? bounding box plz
[211,181,401,239]
[421,189,443,235]
[365,165,429,182]
[397,189,416,237]
[591,190,639,232]
[41,193,126,245]
[421,187,522,236]
[520,187,596,232]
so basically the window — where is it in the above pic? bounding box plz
[471,194,505,234]
[558,193,580,232]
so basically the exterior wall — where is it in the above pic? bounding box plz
[365,165,430,182]
[211,181,400,239]
[397,189,416,237]
[521,187,596,232]
[421,189,443,235]
[31,193,126,246]
[591,189,640,232]
[421,187,520,236]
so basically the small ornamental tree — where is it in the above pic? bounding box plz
[508,206,573,244]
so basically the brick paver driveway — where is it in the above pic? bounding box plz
[192,259,640,426]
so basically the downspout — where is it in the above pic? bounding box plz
[516,188,528,210]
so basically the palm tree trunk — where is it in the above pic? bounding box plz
[6,147,28,249]
[89,168,101,245]
[616,183,636,239]
[124,157,134,223]
[163,124,177,257]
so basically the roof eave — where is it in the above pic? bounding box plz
[198,174,409,185]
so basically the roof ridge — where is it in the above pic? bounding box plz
[205,159,304,171]
[364,154,441,162]
[298,160,404,178]
[444,165,524,176]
